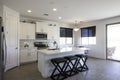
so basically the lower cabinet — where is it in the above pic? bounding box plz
[20,48,37,63]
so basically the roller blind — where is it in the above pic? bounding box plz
[60,27,73,37]
[81,26,96,37]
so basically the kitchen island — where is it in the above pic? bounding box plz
[37,47,89,78]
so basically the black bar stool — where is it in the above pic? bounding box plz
[50,57,68,80]
[64,56,78,76]
[75,54,88,72]
[75,54,83,71]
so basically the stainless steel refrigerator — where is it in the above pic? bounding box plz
[0,17,4,80]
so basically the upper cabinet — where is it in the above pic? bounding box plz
[20,21,70,41]
[36,21,59,40]
[20,22,35,39]
[47,26,59,40]
[36,22,48,33]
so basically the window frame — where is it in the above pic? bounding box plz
[81,26,96,45]
[60,27,73,45]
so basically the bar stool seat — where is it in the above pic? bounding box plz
[51,57,68,80]
[75,54,83,58]
[64,56,78,76]
[51,58,67,63]
[64,56,78,61]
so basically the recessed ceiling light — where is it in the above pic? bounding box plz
[58,17,62,19]
[53,8,57,11]
[27,10,32,13]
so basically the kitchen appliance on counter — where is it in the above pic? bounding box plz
[48,40,58,50]
[35,33,47,40]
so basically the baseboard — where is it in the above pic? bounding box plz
[20,60,37,65]
[88,56,106,60]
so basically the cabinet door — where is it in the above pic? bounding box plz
[20,49,28,63]
[28,52,37,61]
[48,26,59,40]
[27,23,35,39]
[36,22,48,33]
[42,22,48,33]
[20,48,37,63]
[20,22,28,39]
[27,48,37,61]
[20,22,35,39]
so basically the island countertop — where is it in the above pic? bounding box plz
[37,47,89,78]
[37,47,89,55]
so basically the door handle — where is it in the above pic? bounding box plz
[15,47,18,49]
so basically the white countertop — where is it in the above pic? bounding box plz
[37,47,89,55]
[37,47,89,78]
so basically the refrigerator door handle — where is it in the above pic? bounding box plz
[15,47,18,49]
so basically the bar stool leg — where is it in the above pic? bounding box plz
[56,62,68,79]
[51,60,68,80]
[66,59,78,76]
[75,58,82,72]
[51,62,62,80]
[70,59,78,74]
[64,60,72,76]
[81,56,88,71]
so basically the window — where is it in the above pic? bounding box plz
[60,27,73,45]
[81,26,96,45]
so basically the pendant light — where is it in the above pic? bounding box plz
[73,20,79,31]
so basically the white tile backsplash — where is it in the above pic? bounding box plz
[20,39,35,48]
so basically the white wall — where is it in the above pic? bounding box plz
[20,16,73,28]
[20,16,72,27]
[0,1,3,17]
[74,16,120,59]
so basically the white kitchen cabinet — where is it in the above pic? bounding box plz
[36,21,59,40]
[20,22,35,39]
[36,21,60,46]
[47,26,59,40]
[36,22,48,33]
[20,47,37,63]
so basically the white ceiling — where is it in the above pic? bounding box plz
[1,0,120,23]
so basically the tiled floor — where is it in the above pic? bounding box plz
[4,58,120,80]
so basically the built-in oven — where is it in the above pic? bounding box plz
[34,42,48,49]
[35,33,47,40]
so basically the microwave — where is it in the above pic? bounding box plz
[36,33,47,39]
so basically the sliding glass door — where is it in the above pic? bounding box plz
[107,23,120,61]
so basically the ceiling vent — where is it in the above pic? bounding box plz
[43,14,49,16]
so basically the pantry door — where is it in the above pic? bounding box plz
[3,6,19,71]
